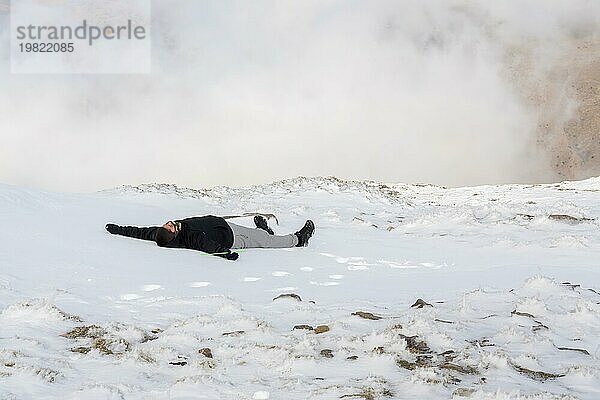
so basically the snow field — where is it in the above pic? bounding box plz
[0,177,599,399]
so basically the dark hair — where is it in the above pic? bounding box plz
[155,227,176,247]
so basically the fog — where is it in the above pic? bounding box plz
[0,0,598,192]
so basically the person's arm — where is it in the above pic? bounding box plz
[183,231,239,261]
[105,224,159,242]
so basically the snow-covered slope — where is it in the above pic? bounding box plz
[1,177,599,399]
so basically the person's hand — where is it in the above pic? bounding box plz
[105,224,119,234]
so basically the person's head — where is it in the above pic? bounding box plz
[155,220,181,247]
[162,221,181,234]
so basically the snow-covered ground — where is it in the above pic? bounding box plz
[1,176,599,399]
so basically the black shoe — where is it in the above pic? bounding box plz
[294,220,315,247]
[254,215,274,235]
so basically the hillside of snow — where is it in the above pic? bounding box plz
[1,176,599,399]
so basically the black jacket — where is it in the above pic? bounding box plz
[107,215,237,260]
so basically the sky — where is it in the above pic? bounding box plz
[0,0,598,192]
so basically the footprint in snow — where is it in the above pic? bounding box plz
[268,286,297,292]
[189,281,212,288]
[141,284,162,292]
[329,274,344,280]
[347,264,370,271]
[310,281,340,286]
[378,259,445,269]
[321,253,374,270]
[319,252,337,258]
[380,260,420,269]
[300,267,314,272]
[243,277,261,282]
[335,256,365,264]
[120,293,142,300]
[252,391,270,400]
[272,271,290,277]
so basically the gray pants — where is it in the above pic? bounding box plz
[228,222,298,249]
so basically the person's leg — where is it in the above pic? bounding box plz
[228,222,298,249]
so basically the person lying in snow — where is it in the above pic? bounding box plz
[105,215,314,261]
